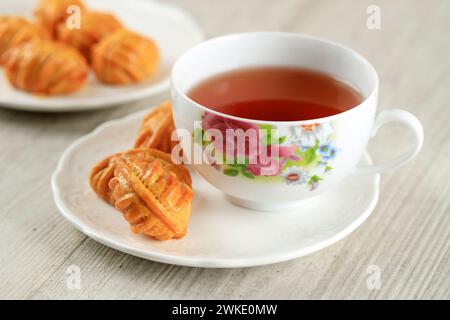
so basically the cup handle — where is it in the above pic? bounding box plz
[353,109,424,175]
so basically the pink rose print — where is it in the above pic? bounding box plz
[202,112,259,159]
[199,112,336,189]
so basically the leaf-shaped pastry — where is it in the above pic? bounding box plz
[134,101,177,153]
[0,17,50,59]
[111,158,193,240]
[34,0,86,38]
[90,148,193,240]
[91,29,159,85]
[56,10,123,61]
[90,148,191,203]
[1,40,88,95]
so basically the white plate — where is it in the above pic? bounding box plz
[0,0,204,112]
[52,108,380,268]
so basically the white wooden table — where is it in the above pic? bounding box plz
[0,0,449,299]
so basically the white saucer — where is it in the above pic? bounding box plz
[52,109,380,268]
[0,0,204,112]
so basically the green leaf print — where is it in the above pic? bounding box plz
[302,147,317,165]
[223,169,239,176]
[309,175,322,183]
[193,128,203,145]
[260,124,274,146]
[241,167,255,179]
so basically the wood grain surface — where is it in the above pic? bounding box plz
[0,0,448,299]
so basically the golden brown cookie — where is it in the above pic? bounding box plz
[1,40,88,95]
[0,17,50,59]
[34,0,85,37]
[91,29,159,85]
[56,10,123,61]
[134,101,178,153]
[89,148,193,240]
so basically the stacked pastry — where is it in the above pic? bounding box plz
[90,102,193,241]
[134,101,178,153]
[0,0,160,96]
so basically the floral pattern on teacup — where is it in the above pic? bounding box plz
[195,112,339,191]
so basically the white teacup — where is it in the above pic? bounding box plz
[171,32,423,211]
